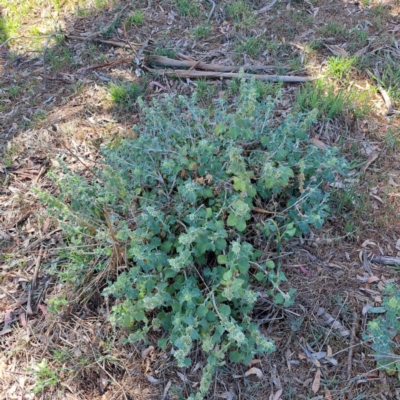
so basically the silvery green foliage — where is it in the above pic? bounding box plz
[39,78,348,398]
[364,284,400,379]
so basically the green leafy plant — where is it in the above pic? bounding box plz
[32,359,60,393]
[39,77,348,399]
[48,295,68,314]
[364,284,400,378]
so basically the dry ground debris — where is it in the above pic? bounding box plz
[1,0,400,399]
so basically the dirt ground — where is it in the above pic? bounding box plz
[1,0,400,399]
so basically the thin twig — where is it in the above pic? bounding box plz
[206,0,216,23]
[32,245,44,290]
[253,206,279,215]
[26,286,33,315]
[55,138,103,182]
[347,311,358,380]
[19,228,62,255]
[90,345,128,400]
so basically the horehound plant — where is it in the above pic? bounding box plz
[38,77,348,399]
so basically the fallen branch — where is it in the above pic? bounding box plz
[147,55,275,72]
[370,254,400,265]
[148,67,315,82]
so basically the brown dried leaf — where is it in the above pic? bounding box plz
[312,369,321,393]
[275,389,284,400]
[354,44,370,57]
[248,359,262,367]
[38,304,48,317]
[325,388,333,400]
[146,374,162,385]
[270,389,283,400]
[367,276,380,283]
[99,369,109,393]
[42,217,50,234]
[389,177,399,187]
[177,371,190,383]
[245,367,263,378]
[310,137,328,149]
[324,44,348,56]
[361,151,379,173]
[19,313,27,328]
[141,345,154,359]
[0,310,12,336]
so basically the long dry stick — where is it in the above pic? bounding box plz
[148,67,315,82]
[147,55,275,72]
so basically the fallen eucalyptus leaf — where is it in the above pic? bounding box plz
[245,367,263,378]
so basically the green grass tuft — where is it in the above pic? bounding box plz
[109,81,143,108]
[296,80,370,120]
[326,56,356,80]
[127,10,144,26]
